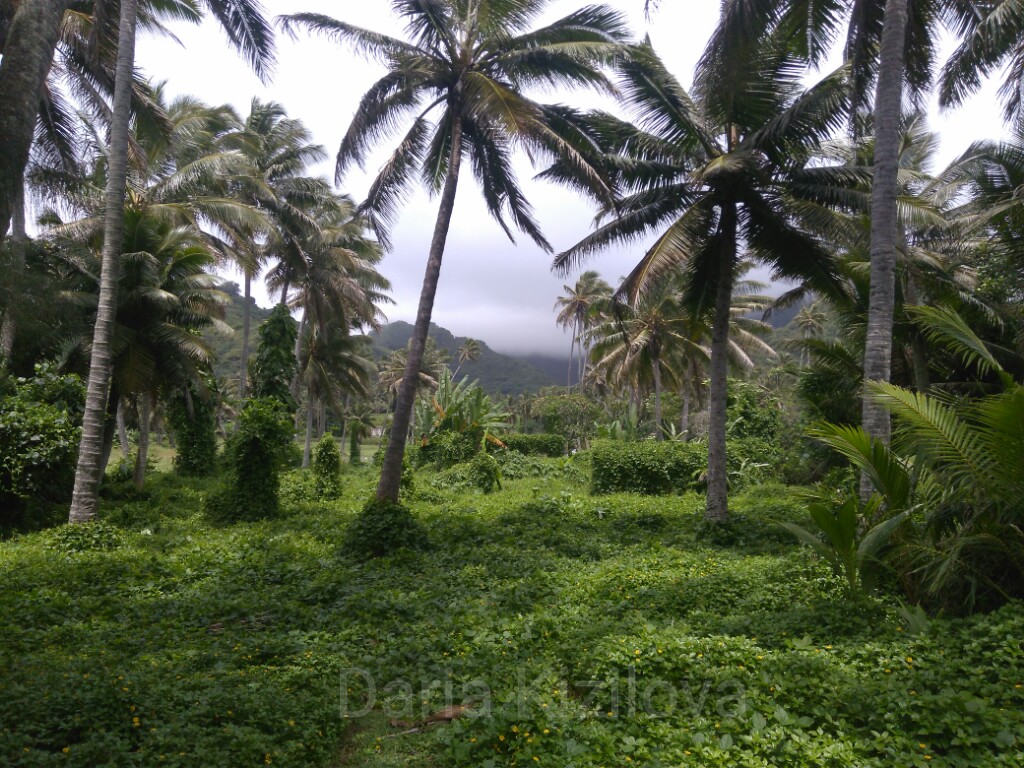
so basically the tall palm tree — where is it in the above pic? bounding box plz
[554,269,611,390]
[794,302,827,367]
[282,0,629,504]
[0,0,276,248]
[453,338,481,378]
[554,35,848,521]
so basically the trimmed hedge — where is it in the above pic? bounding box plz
[591,438,780,495]
[492,433,565,457]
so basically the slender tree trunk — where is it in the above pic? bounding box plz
[291,310,306,429]
[681,385,691,441]
[567,322,576,389]
[1,183,28,364]
[68,0,138,523]
[652,355,663,441]
[280,280,289,306]
[904,274,930,391]
[239,271,252,399]
[317,399,326,439]
[98,395,118,482]
[862,0,908,450]
[0,0,70,248]
[705,204,737,523]
[133,391,151,490]
[376,116,464,503]
[116,400,130,458]
[302,389,314,468]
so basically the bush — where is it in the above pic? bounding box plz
[166,387,217,477]
[591,440,707,495]
[0,366,83,531]
[205,399,291,524]
[418,429,478,469]
[312,435,343,499]
[469,451,502,494]
[491,433,564,457]
[343,499,428,557]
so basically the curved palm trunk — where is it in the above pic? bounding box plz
[862,0,908,451]
[376,118,464,504]
[68,0,138,523]
[1,183,27,364]
[0,0,70,247]
[239,272,252,398]
[133,391,151,490]
[705,204,737,523]
[652,355,664,441]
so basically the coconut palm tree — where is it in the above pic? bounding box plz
[281,0,629,504]
[554,34,849,521]
[0,0,276,248]
[554,270,611,390]
[453,339,482,378]
[794,302,828,367]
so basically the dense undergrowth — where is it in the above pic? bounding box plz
[1,461,1021,767]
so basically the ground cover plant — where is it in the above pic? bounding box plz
[1,460,1021,767]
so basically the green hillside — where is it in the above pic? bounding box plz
[372,321,558,395]
[205,282,277,385]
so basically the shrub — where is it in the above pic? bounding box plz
[166,386,217,477]
[343,499,428,557]
[0,366,83,530]
[591,440,707,495]
[205,399,291,524]
[312,435,343,499]
[469,451,502,494]
[419,429,478,469]
[491,433,564,457]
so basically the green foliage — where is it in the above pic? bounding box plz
[469,451,502,494]
[249,304,298,411]
[205,399,292,524]
[591,440,708,495]
[493,432,565,457]
[349,427,361,465]
[726,379,781,440]
[0,366,84,531]
[781,496,910,594]
[532,393,601,446]
[166,386,218,477]
[312,435,343,499]
[45,521,126,555]
[417,370,509,469]
[343,498,427,557]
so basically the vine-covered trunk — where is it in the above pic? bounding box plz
[862,0,908,454]
[375,116,464,504]
[69,0,138,523]
[0,0,70,248]
[133,392,151,490]
[652,356,663,441]
[239,272,252,398]
[705,203,737,523]
[302,390,314,468]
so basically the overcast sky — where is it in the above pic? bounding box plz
[135,1,1006,356]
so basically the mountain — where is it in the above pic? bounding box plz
[372,321,559,395]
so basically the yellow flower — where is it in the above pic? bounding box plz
[499,735,505,742]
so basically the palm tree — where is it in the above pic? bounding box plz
[282,1,629,504]
[794,302,828,367]
[68,0,138,522]
[554,35,848,521]
[453,339,482,378]
[0,0,276,248]
[554,270,611,390]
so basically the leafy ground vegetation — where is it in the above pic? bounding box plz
[1,460,1021,767]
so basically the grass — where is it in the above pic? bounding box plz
[0,459,1022,766]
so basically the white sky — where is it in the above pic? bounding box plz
[135,1,1007,356]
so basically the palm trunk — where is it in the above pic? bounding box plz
[652,355,663,441]
[280,280,289,306]
[116,400,130,458]
[68,0,138,523]
[1,183,28,364]
[681,385,691,441]
[862,0,908,451]
[567,322,576,389]
[302,390,314,468]
[0,0,70,248]
[291,310,306,429]
[239,271,252,399]
[904,274,930,391]
[705,203,737,523]
[133,391,151,490]
[376,116,464,503]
